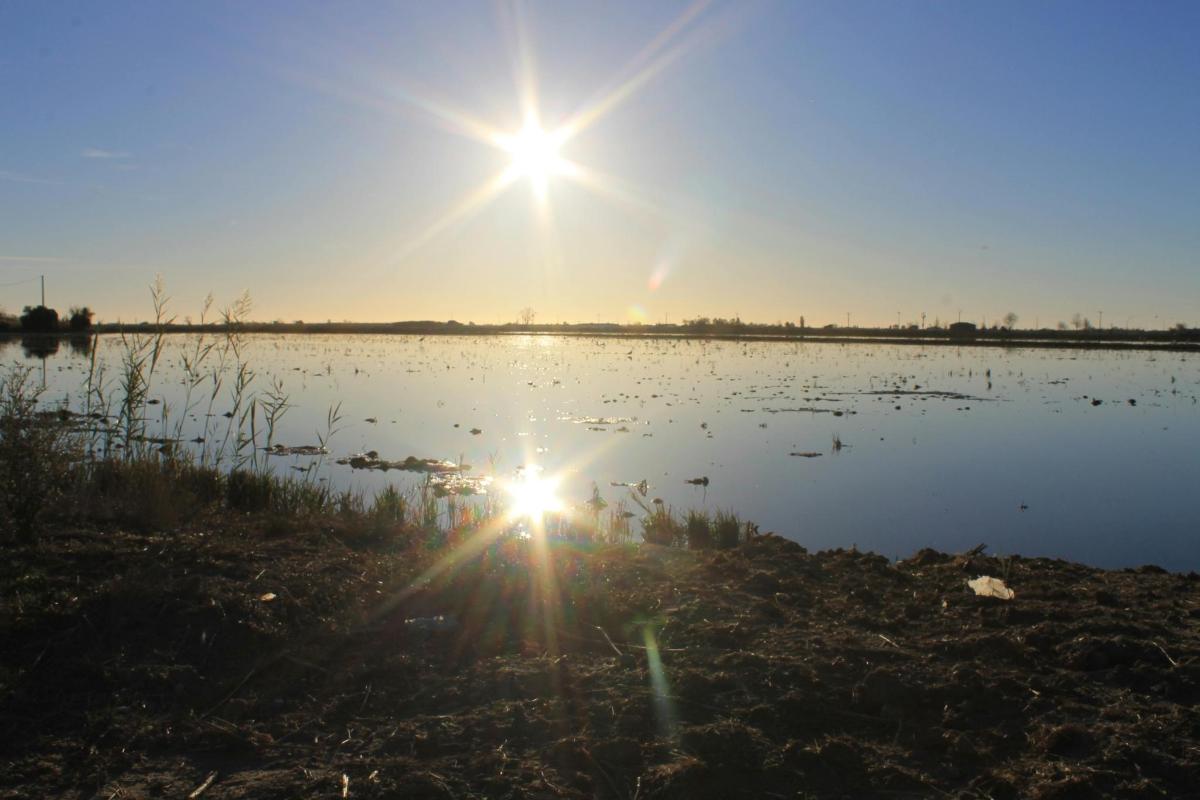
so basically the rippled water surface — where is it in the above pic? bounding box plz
[8,334,1199,570]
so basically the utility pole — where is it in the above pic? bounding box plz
[920,312,926,329]
[897,311,901,328]
[41,274,45,307]
[846,312,851,328]
[1098,310,1103,329]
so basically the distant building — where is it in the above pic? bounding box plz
[948,321,977,338]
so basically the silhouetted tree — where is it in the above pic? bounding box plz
[68,306,94,331]
[518,307,536,325]
[1003,312,1018,330]
[19,305,59,333]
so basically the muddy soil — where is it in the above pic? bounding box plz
[2,522,1198,799]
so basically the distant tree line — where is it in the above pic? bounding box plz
[0,305,94,333]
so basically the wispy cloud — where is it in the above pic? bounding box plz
[0,169,63,185]
[82,147,132,160]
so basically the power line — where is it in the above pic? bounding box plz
[0,275,41,288]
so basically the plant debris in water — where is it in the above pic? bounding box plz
[572,415,639,426]
[336,453,466,472]
[265,443,329,456]
[430,472,493,497]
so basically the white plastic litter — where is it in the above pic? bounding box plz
[968,576,1015,600]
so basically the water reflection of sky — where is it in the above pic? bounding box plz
[6,334,1198,570]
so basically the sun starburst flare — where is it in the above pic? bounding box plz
[504,465,564,523]
[370,0,729,262]
[494,119,569,202]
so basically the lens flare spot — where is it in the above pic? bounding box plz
[648,262,670,291]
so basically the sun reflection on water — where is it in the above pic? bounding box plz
[504,465,564,524]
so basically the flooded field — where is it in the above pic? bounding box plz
[7,333,1199,570]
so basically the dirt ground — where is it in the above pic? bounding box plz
[2,520,1198,799]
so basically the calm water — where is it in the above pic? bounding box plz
[7,334,1199,570]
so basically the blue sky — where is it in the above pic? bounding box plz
[1,0,1197,326]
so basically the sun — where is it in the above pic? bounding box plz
[374,1,721,261]
[505,466,564,523]
[496,121,567,198]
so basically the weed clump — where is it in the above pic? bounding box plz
[715,510,742,549]
[641,501,682,546]
[0,368,80,541]
[372,484,407,529]
[226,469,275,512]
[686,510,714,550]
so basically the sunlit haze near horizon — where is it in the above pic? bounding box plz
[2,1,1198,327]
